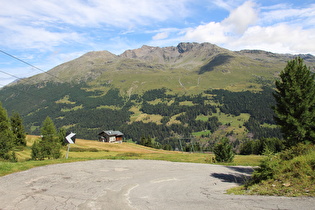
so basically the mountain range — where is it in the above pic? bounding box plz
[13,42,315,93]
[1,42,315,148]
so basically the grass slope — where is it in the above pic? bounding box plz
[0,136,263,177]
[228,144,315,197]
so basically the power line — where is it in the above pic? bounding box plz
[0,70,28,83]
[0,50,65,108]
[0,82,36,97]
[0,49,64,82]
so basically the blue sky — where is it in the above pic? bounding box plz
[1,0,315,86]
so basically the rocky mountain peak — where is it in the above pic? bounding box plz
[177,42,199,53]
[119,42,227,64]
[177,42,221,53]
[119,44,180,63]
[120,45,162,59]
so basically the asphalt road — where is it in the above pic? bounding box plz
[0,160,314,210]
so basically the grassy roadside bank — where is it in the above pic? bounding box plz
[228,144,315,197]
[0,136,263,177]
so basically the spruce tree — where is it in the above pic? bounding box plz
[41,116,57,141]
[58,128,67,146]
[213,138,234,162]
[0,102,14,159]
[10,111,26,146]
[32,116,61,160]
[273,57,315,147]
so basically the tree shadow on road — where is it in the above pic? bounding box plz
[211,173,251,184]
[210,166,254,184]
[227,166,254,175]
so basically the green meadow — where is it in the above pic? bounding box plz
[0,135,263,177]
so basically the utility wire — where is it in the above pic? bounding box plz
[0,50,65,108]
[0,49,64,82]
[0,69,28,83]
[0,83,36,97]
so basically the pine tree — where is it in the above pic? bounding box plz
[0,102,14,159]
[58,128,67,146]
[41,116,57,141]
[273,57,315,147]
[10,111,26,146]
[32,116,61,160]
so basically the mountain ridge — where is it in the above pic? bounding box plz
[10,42,314,91]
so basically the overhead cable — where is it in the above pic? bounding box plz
[0,50,63,82]
[0,69,28,83]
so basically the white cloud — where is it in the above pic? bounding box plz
[1,24,83,51]
[222,1,258,34]
[212,0,243,11]
[153,32,170,40]
[0,0,190,51]
[1,0,190,28]
[183,22,229,44]
[228,24,315,54]
[180,1,315,55]
[181,1,258,44]
[260,4,315,27]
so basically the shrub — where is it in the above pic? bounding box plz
[31,141,44,160]
[249,154,279,185]
[213,138,234,162]
[248,143,315,189]
[279,143,313,161]
[239,138,285,155]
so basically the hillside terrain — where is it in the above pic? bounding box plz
[1,42,315,148]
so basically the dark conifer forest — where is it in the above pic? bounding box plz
[0,82,281,150]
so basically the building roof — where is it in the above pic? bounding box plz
[98,130,124,136]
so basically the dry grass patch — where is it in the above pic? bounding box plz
[74,139,172,154]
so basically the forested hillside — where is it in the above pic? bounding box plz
[0,82,280,150]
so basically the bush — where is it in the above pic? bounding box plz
[248,143,315,187]
[31,139,61,160]
[239,138,285,155]
[249,154,279,185]
[279,143,313,160]
[31,141,44,160]
[213,138,234,162]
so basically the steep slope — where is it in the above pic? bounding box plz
[25,50,118,84]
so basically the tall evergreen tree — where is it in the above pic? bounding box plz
[273,57,315,147]
[0,102,14,159]
[32,116,61,160]
[41,116,57,141]
[10,111,26,146]
[58,128,67,146]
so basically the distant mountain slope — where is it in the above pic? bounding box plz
[11,42,314,95]
[1,42,315,146]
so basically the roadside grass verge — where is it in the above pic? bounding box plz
[227,144,315,197]
[0,136,263,177]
